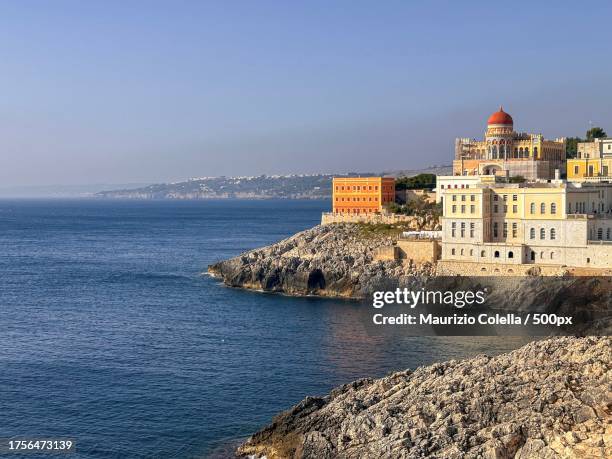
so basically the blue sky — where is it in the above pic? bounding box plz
[0,1,610,186]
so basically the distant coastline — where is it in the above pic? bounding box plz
[94,166,452,200]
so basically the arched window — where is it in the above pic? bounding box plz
[550,228,556,240]
[519,147,524,157]
[508,251,514,259]
[494,250,500,258]
[530,203,536,214]
[460,248,464,256]
[480,250,486,257]
[540,203,546,214]
[550,252,555,259]
[551,203,556,214]
[525,147,530,156]
[540,228,545,239]
[470,249,473,256]
[530,228,536,239]
[451,248,456,255]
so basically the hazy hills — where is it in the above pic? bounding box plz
[95,165,451,200]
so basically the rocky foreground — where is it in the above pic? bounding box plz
[238,337,611,458]
[208,224,432,298]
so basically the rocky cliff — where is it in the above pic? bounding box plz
[237,336,611,458]
[208,223,433,298]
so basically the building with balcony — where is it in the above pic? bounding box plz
[567,138,612,182]
[440,180,612,269]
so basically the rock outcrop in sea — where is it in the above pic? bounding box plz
[237,336,611,458]
[208,223,433,298]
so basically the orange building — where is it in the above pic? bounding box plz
[332,177,395,214]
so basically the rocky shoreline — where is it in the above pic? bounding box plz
[237,336,611,458]
[207,223,434,299]
[207,223,611,320]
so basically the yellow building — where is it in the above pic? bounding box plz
[453,107,566,180]
[332,177,395,214]
[567,138,612,181]
[440,179,612,268]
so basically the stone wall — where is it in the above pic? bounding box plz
[373,246,398,261]
[436,260,566,277]
[321,212,418,226]
[396,239,441,264]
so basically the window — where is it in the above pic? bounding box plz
[540,203,546,214]
[470,223,475,238]
[451,222,456,237]
[494,205,499,213]
[480,250,486,257]
[470,195,475,202]
[597,228,603,240]
[503,195,508,202]
[607,228,611,240]
[574,165,579,175]
[503,222,508,238]
[493,222,499,238]
[504,205,508,213]
[512,223,518,238]
[494,251,500,258]
[470,205,475,214]
[460,222,465,237]
[512,205,517,213]
[508,251,514,259]
[451,248,456,255]
[530,203,535,214]
[461,205,466,213]
[461,195,466,202]
[512,195,517,201]
[551,203,557,214]
[531,251,535,261]
[452,195,457,202]
[460,249,464,256]
[530,228,536,239]
[493,195,499,201]
[452,205,456,213]
[540,228,545,240]
[470,249,473,256]
[550,228,556,240]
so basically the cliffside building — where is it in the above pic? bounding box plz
[440,180,612,269]
[332,177,395,214]
[453,108,566,180]
[567,137,612,182]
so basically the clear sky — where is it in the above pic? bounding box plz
[0,1,610,186]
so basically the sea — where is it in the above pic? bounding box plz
[0,199,532,458]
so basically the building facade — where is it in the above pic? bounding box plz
[332,177,395,214]
[440,180,612,269]
[567,137,612,181]
[453,107,566,180]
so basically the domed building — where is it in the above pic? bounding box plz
[453,107,566,180]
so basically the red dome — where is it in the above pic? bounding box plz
[487,106,513,125]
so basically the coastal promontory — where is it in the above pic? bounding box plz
[237,336,611,458]
[207,223,434,298]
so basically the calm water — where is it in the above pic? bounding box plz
[0,200,532,458]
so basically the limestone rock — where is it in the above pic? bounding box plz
[237,337,612,459]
